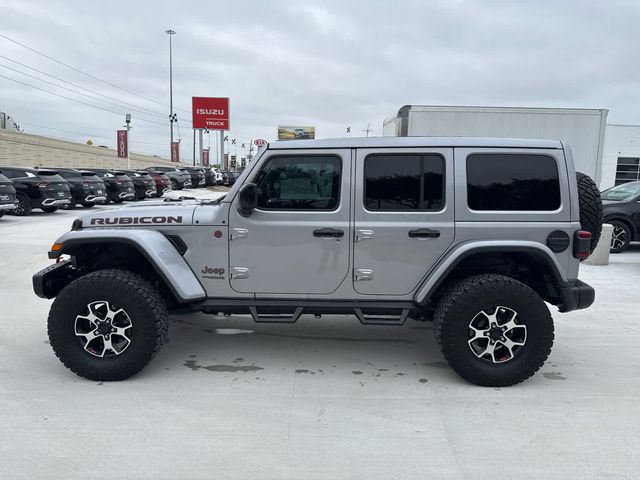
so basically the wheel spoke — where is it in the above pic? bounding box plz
[479,342,497,362]
[468,325,488,342]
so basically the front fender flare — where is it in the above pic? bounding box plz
[413,241,568,306]
[46,229,206,302]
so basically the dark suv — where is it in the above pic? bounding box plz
[146,171,171,197]
[0,171,17,217]
[602,181,640,253]
[145,166,192,190]
[198,167,216,186]
[55,168,108,209]
[123,171,157,200]
[181,167,206,188]
[0,166,71,215]
[85,169,136,203]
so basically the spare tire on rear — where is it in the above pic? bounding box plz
[576,172,603,253]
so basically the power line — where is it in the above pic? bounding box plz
[0,32,192,115]
[0,54,168,118]
[0,63,168,120]
[0,72,167,127]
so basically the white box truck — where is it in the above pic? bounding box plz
[383,105,608,184]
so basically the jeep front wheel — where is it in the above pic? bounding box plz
[433,274,554,387]
[47,269,169,381]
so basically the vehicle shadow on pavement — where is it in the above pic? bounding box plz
[148,312,458,385]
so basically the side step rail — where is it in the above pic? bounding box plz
[249,306,304,323]
[354,308,410,326]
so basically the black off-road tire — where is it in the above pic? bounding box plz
[576,172,603,253]
[48,269,169,381]
[609,220,631,253]
[41,206,58,213]
[13,194,32,216]
[433,274,554,387]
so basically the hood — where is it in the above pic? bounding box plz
[78,202,199,227]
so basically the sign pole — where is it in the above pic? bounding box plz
[219,131,224,170]
[198,129,203,165]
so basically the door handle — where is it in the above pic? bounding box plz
[408,228,440,238]
[313,228,344,238]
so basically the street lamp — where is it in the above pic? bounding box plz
[165,29,176,157]
[124,113,132,169]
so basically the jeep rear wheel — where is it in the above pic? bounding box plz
[48,269,169,381]
[433,274,554,387]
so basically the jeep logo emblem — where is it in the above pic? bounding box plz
[201,266,225,279]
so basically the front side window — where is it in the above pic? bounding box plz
[467,153,561,211]
[364,154,445,211]
[254,155,341,210]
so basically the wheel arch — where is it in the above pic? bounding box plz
[414,241,569,308]
[45,229,206,304]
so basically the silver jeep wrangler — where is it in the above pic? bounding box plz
[33,137,602,386]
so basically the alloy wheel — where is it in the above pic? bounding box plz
[611,225,627,251]
[468,306,527,363]
[74,301,133,357]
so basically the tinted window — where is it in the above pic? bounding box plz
[364,154,444,211]
[254,155,340,210]
[467,154,560,211]
[58,171,81,179]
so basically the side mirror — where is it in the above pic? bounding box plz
[237,183,258,217]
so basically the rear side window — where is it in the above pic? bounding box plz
[467,154,560,211]
[254,155,341,210]
[364,154,444,211]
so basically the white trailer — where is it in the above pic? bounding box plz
[383,105,608,184]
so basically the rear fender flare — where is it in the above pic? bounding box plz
[413,241,568,306]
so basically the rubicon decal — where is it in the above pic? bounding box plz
[90,216,183,225]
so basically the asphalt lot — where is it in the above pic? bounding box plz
[1,191,639,479]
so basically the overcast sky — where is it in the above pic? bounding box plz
[1,0,639,161]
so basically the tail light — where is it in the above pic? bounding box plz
[37,181,50,189]
[573,230,592,259]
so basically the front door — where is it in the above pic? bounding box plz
[353,148,455,295]
[228,149,351,295]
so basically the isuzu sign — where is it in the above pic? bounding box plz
[192,97,229,130]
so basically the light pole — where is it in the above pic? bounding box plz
[165,29,176,156]
[124,113,132,170]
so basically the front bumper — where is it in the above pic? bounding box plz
[42,198,71,207]
[0,202,17,212]
[33,260,79,298]
[559,279,595,312]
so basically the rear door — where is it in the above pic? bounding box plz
[353,147,455,295]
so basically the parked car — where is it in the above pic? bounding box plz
[145,171,172,197]
[213,168,223,185]
[0,166,71,215]
[55,168,108,209]
[145,166,191,190]
[220,170,237,186]
[181,167,206,188]
[602,181,640,253]
[123,171,157,200]
[84,169,136,203]
[0,171,17,217]
[197,167,216,186]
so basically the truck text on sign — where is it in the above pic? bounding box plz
[192,97,229,130]
[171,142,180,163]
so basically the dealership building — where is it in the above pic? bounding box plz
[384,105,640,190]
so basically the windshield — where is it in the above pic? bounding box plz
[602,182,640,201]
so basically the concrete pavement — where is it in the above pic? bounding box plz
[0,195,638,479]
